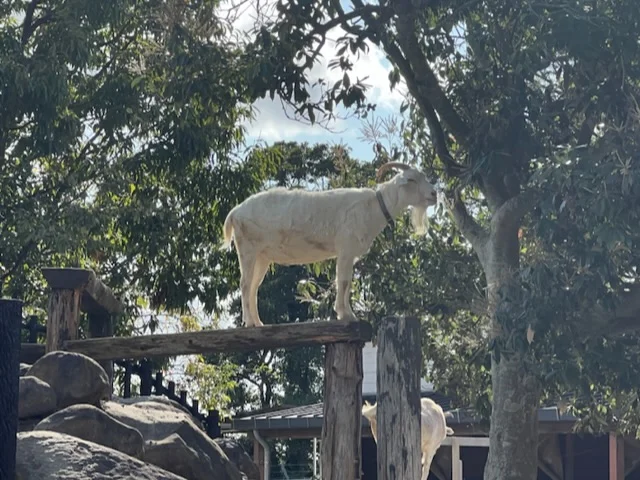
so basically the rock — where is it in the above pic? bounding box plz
[27,351,110,409]
[114,395,196,418]
[19,376,57,419]
[34,404,144,458]
[216,438,260,480]
[145,433,209,480]
[19,418,42,433]
[16,430,186,480]
[20,363,32,376]
[103,400,243,480]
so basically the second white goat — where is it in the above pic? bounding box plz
[221,161,438,327]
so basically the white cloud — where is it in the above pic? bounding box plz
[220,0,408,145]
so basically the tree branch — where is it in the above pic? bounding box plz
[490,189,538,236]
[314,5,390,36]
[21,1,54,46]
[446,188,488,252]
[389,0,471,144]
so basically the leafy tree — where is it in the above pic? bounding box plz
[0,0,276,327]
[241,2,640,478]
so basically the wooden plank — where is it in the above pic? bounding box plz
[0,298,23,480]
[452,437,463,480]
[609,433,624,480]
[42,267,124,315]
[321,342,364,479]
[45,286,82,352]
[376,316,422,480]
[20,343,45,364]
[64,321,373,360]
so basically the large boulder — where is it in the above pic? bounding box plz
[19,376,57,419]
[103,399,243,480]
[20,363,32,376]
[26,351,110,409]
[216,438,260,480]
[34,404,144,459]
[114,395,197,418]
[16,431,186,480]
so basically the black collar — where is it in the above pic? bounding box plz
[376,190,394,228]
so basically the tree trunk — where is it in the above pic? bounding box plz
[483,237,541,480]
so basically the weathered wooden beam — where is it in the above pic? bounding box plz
[0,298,23,480]
[20,342,46,364]
[376,316,422,480]
[63,321,373,360]
[321,342,364,480]
[45,283,83,352]
[41,267,124,315]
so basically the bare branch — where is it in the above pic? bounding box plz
[21,1,54,46]
[314,5,390,36]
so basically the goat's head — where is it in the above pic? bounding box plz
[376,162,438,235]
[362,401,378,442]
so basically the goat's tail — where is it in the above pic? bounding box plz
[445,426,454,436]
[220,210,235,251]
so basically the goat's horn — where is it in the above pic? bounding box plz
[376,162,411,181]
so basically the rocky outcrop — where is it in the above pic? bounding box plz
[34,404,144,459]
[20,363,32,376]
[216,438,261,480]
[19,376,57,419]
[16,352,258,480]
[26,351,110,408]
[103,399,243,480]
[16,431,185,480]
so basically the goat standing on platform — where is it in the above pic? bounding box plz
[362,397,454,480]
[220,162,439,327]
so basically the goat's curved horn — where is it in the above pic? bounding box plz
[376,162,411,181]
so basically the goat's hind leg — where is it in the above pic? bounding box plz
[248,256,270,327]
[236,241,258,327]
[334,253,356,322]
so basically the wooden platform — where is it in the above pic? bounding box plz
[61,320,373,361]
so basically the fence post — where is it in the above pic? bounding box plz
[44,284,82,353]
[376,316,422,480]
[321,342,364,479]
[206,410,221,439]
[0,298,23,480]
[139,360,152,396]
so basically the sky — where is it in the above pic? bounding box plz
[229,0,410,162]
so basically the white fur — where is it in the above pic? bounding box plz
[220,163,438,327]
[362,397,454,480]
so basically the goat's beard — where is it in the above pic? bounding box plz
[410,205,428,235]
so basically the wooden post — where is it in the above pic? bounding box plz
[139,360,152,396]
[321,342,364,480]
[376,316,422,480]
[609,433,624,480]
[564,434,574,480]
[45,286,82,352]
[206,410,221,439]
[88,310,114,389]
[0,298,23,480]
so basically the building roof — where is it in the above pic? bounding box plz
[225,341,577,434]
[226,400,578,433]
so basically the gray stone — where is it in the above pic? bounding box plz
[19,376,57,419]
[216,438,260,480]
[20,363,32,376]
[27,351,110,409]
[34,404,144,458]
[16,430,186,480]
[103,399,243,480]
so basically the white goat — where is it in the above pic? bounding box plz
[220,162,438,327]
[362,397,454,480]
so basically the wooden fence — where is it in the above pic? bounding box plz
[2,267,423,480]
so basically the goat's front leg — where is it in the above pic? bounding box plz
[334,254,356,322]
